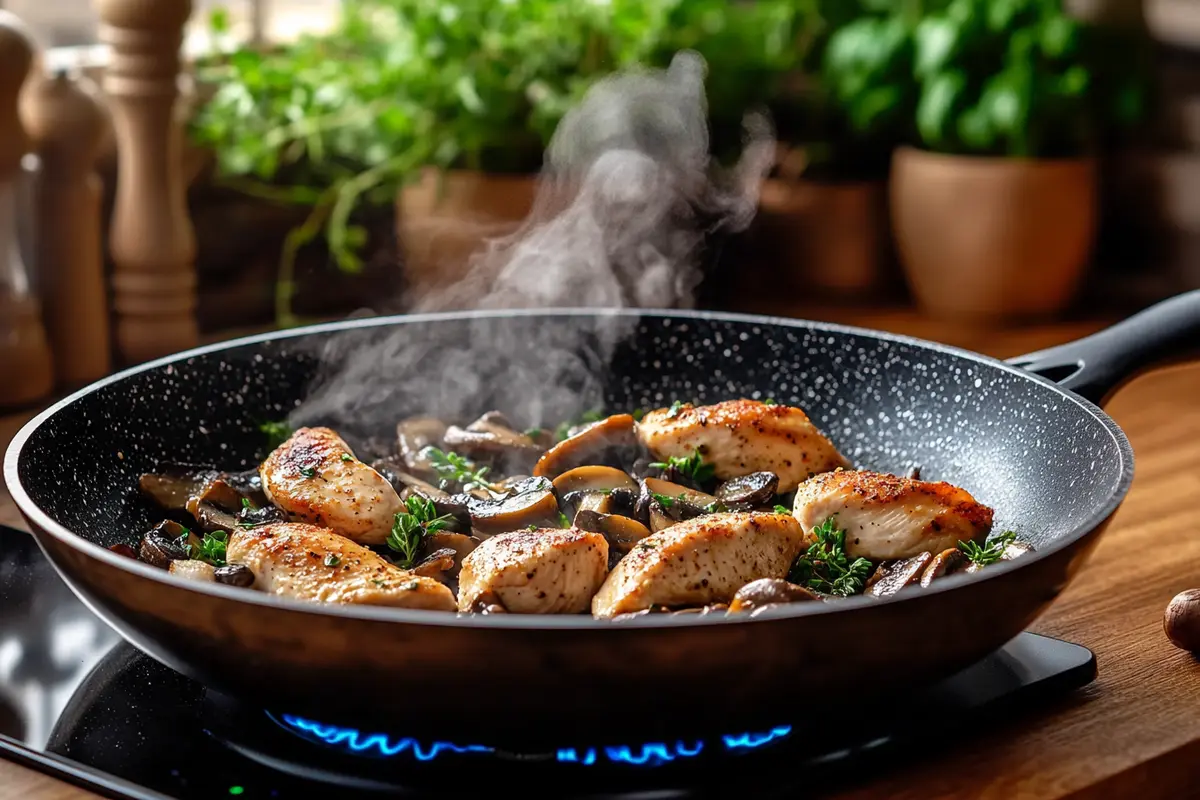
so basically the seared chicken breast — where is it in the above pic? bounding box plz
[636,400,850,492]
[791,469,993,561]
[260,427,402,545]
[458,528,609,614]
[591,512,807,618]
[228,523,456,610]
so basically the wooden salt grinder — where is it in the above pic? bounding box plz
[23,71,112,386]
[0,11,54,407]
[96,0,198,364]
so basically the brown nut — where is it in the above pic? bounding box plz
[1165,589,1200,652]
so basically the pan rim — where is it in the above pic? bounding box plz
[3,307,1135,630]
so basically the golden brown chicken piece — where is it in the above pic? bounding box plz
[791,469,993,561]
[260,427,402,545]
[458,528,609,614]
[636,400,850,492]
[227,523,457,610]
[591,512,808,618]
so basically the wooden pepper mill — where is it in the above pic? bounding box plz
[95,0,198,364]
[0,11,54,408]
[23,70,112,387]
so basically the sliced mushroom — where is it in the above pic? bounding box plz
[964,540,1034,573]
[372,457,451,500]
[865,553,933,598]
[214,564,255,587]
[397,416,448,473]
[552,465,638,496]
[532,414,638,479]
[424,531,480,561]
[411,548,458,581]
[639,477,719,531]
[444,413,544,472]
[139,466,218,510]
[168,559,216,582]
[234,501,286,529]
[138,520,191,568]
[191,503,239,534]
[728,578,820,613]
[467,486,561,536]
[920,548,968,587]
[574,509,652,555]
[714,472,779,508]
[466,590,507,614]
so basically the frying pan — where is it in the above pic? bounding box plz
[6,293,1199,745]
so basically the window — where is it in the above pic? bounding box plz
[3,0,338,52]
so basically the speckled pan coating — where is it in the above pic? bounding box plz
[2,309,1134,740]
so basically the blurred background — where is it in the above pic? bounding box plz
[1,0,1198,405]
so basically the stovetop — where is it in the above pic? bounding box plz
[0,522,1097,799]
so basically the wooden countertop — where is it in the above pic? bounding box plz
[3,308,1200,799]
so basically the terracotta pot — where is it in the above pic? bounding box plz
[755,177,892,296]
[396,168,538,295]
[890,146,1097,321]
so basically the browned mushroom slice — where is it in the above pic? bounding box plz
[467,486,561,536]
[920,548,968,587]
[574,509,652,555]
[532,414,638,479]
[444,413,544,472]
[714,472,779,508]
[865,552,933,598]
[638,477,719,532]
[411,548,458,581]
[372,458,451,500]
[552,465,638,496]
[139,466,219,510]
[138,520,193,569]
[728,578,820,613]
[396,416,448,473]
[964,540,1035,573]
[424,531,480,562]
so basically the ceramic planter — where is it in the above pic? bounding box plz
[890,146,1097,320]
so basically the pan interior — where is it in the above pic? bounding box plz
[15,312,1127,555]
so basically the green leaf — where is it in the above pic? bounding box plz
[209,6,231,35]
[916,70,968,150]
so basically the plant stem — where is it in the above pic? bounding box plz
[275,192,336,328]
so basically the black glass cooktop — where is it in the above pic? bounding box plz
[0,523,1096,799]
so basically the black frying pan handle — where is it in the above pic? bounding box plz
[1008,290,1200,405]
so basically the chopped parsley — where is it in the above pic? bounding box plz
[423,447,493,492]
[788,517,872,597]
[559,512,572,528]
[648,451,715,484]
[299,466,317,478]
[773,505,791,514]
[523,427,543,439]
[651,492,675,508]
[666,400,685,418]
[763,397,776,406]
[341,453,353,462]
[631,408,647,422]
[324,554,340,567]
[703,500,729,513]
[241,497,255,510]
[387,496,453,569]
[183,530,228,567]
[958,531,1017,567]
[527,523,538,531]
[259,419,293,449]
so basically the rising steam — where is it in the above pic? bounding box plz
[290,51,775,444]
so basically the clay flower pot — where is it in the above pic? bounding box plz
[755,177,893,296]
[396,168,538,295]
[890,146,1098,320]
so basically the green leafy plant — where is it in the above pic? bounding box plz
[958,530,1018,566]
[387,496,454,568]
[190,0,815,325]
[788,516,873,596]
[648,451,716,485]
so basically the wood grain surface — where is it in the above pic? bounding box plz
[2,309,1199,800]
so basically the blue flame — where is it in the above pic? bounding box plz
[271,712,792,766]
[274,714,493,760]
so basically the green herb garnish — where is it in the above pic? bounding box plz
[299,466,317,478]
[651,492,675,508]
[423,447,494,492]
[648,451,715,485]
[190,530,229,567]
[527,524,538,531]
[387,496,454,568]
[341,453,353,462]
[666,400,685,418]
[703,500,729,513]
[957,531,1018,567]
[259,420,293,449]
[631,408,647,422]
[241,497,255,510]
[763,397,776,406]
[324,554,340,567]
[788,517,872,597]
[773,505,791,514]
[559,512,572,529]
[524,427,543,439]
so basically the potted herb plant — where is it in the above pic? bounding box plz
[881,0,1150,320]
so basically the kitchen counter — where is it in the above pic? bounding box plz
[3,308,1200,799]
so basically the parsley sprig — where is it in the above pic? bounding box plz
[773,504,791,514]
[387,496,454,568]
[648,451,715,485]
[957,531,1018,567]
[177,530,229,567]
[422,447,496,492]
[788,517,872,597]
[259,419,294,449]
